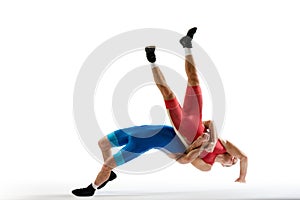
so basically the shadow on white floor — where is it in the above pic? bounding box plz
[4,188,300,200]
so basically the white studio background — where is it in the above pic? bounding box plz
[1,0,300,198]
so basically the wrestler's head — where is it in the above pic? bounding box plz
[220,153,238,167]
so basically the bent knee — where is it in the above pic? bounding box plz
[104,157,117,169]
[98,137,111,150]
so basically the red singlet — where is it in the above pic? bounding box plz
[200,139,227,165]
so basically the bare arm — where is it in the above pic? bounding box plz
[185,132,209,153]
[176,133,209,164]
[176,148,203,164]
[222,140,248,183]
[202,120,217,152]
[187,120,218,152]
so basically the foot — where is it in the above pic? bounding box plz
[97,171,117,189]
[145,46,156,63]
[179,27,197,48]
[72,184,95,197]
[187,27,197,39]
[71,171,117,197]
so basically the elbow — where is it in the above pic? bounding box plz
[240,155,248,163]
[206,120,212,127]
[202,167,211,172]
[208,120,214,126]
[200,165,212,172]
[177,158,189,164]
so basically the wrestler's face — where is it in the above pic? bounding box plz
[221,154,237,167]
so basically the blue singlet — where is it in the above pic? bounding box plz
[106,125,186,166]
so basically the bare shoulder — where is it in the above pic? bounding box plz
[221,139,239,150]
[221,139,247,159]
[220,139,236,151]
[219,138,227,146]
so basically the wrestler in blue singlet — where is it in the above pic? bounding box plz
[106,125,186,166]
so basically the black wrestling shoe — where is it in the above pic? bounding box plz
[72,183,95,197]
[71,171,117,196]
[145,46,156,63]
[187,27,197,39]
[179,27,197,48]
[97,171,117,189]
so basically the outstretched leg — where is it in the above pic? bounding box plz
[71,131,127,197]
[72,126,158,197]
[182,28,219,149]
[71,155,118,197]
[145,46,182,131]
[178,27,205,143]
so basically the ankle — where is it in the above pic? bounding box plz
[92,183,99,190]
[185,48,192,55]
[151,63,157,68]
